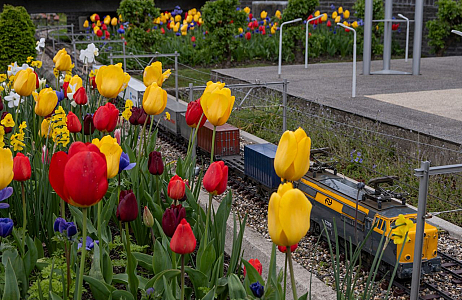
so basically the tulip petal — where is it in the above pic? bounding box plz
[49,151,70,202]
[215,165,228,195]
[268,191,285,246]
[278,189,312,246]
[203,161,223,193]
[291,136,311,181]
[274,131,297,180]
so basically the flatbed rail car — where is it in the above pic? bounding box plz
[298,159,441,278]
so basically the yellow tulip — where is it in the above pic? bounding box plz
[143,61,171,87]
[181,24,188,33]
[271,26,276,35]
[343,21,350,27]
[53,48,72,71]
[238,27,243,33]
[321,13,328,22]
[274,128,311,181]
[352,21,358,29]
[104,15,111,25]
[93,26,100,35]
[314,10,320,17]
[33,88,58,117]
[175,15,181,22]
[95,63,131,98]
[194,14,200,22]
[1,113,14,128]
[268,182,312,246]
[40,118,52,137]
[111,17,118,26]
[275,10,281,19]
[13,68,36,96]
[261,11,267,19]
[96,20,101,27]
[332,11,338,19]
[67,75,83,93]
[186,15,193,23]
[335,16,341,23]
[90,14,96,22]
[244,7,250,14]
[343,10,350,19]
[338,6,343,14]
[200,81,235,126]
[92,135,122,179]
[142,82,167,116]
[0,148,14,190]
[83,20,89,28]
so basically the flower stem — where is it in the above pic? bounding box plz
[155,175,161,207]
[180,254,185,300]
[138,117,148,157]
[150,227,156,249]
[125,222,137,297]
[203,193,213,245]
[77,208,87,300]
[97,201,103,273]
[284,252,288,300]
[145,115,155,156]
[60,199,65,218]
[21,182,26,254]
[65,240,71,299]
[210,125,216,163]
[287,247,298,300]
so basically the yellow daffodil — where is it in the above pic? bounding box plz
[271,26,276,35]
[275,10,281,19]
[92,135,122,179]
[238,27,243,33]
[1,113,14,128]
[53,48,72,71]
[142,82,167,116]
[143,61,171,87]
[274,128,311,182]
[314,10,320,17]
[268,182,312,246]
[200,81,234,126]
[10,132,25,151]
[53,68,59,78]
[13,68,36,97]
[0,74,7,83]
[26,56,34,63]
[0,127,4,148]
[261,11,267,19]
[95,63,131,98]
[33,88,58,117]
[244,7,250,14]
[122,99,134,120]
[31,61,43,68]
[343,10,350,19]
[0,148,14,190]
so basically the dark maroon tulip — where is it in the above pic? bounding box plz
[0,97,3,111]
[117,190,138,222]
[148,151,164,175]
[1,112,12,134]
[162,204,186,237]
[83,114,95,135]
[129,107,151,126]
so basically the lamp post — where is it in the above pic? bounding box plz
[278,18,302,78]
[305,14,323,68]
[337,23,357,98]
[398,14,410,62]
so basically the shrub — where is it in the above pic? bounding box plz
[0,5,36,71]
[201,0,247,64]
[426,0,462,55]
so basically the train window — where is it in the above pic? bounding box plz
[320,177,366,199]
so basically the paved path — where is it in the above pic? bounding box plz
[213,56,462,145]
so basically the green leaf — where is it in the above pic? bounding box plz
[152,240,172,274]
[242,259,265,295]
[103,248,113,284]
[298,292,308,300]
[145,269,181,290]
[228,214,247,275]
[184,267,208,299]
[2,259,20,300]
[228,274,247,300]
[127,252,139,297]
[89,243,104,281]
[48,291,63,300]
[162,276,176,300]
[111,290,135,300]
[34,237,44,259]
[133,252,153,272]
[69,205,97,235]
[197,239,216,276]
[201,287,216,300]
[83,275,115,300]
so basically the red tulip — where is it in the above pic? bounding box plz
[278,244,298,253]
[244,258,262,277]
[168,175,186,200]
[161,28,165,34]
[49,142,108,207]
[62,81,69,98]
[249,13,253,20]
[67,112,82,133]
[94,14,100,21]
[203,161,228,195]
[191,36,196,42]
[13,153,31,181]
[185,98,206,128]
[248,22,253,29]
[327,20,332,27]
[74,87,88,105]
[105,30,110,39]
[83,114,95,135]
[102,24,107,31]
[261,29,266,35]
[392,23,399,31]
[162,204,186,237]
[93,102,119,133]
[253,20,258,28]
[117,190,138,222]
[167,21,171,29]
[170,219,196,254]
[245,32,251,40]
[308,15,313,23]
[148,151,164,175]
[89,76,97,89]
[34,71,39,89]
[96,30,103,37]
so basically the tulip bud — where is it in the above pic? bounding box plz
[185,98,206,128]
[162,204,186,237]
[250,282,264,298]
[93,102,119,133]
[142,82,167,115]
[170,219,196,254]
[203,161,228,195]
[277,244,298,253]
[114,128,121,145]
[129,107,151,126]
[14,69,37,97]
[117,190,138,222]
[0,97,3,111]
[148,151,164,175]
[168,175,185,200]
[67,112,82,133]
[13,153,31,181]
[83,114,96,135]
[74,87,88,105]
[89,76,97,89]
[243,258,262,277]
[42,145,50,164]
[143,206,154,227]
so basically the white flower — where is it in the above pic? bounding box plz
[79,43,99,63]
[67,83,78,101]
[7,62,31,77]
[35,38,45,52]
[4,91,23,108]
[38,78,47,90]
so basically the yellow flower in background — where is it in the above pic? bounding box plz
[314,10,320,17]
[92,135,122,179]
[268,182,312,246]
[274,128,311,182]
[143,61,171,87]
[10,132,25,151]
[26,56,34,63]
[83,20,89,28]
[321,13,328,22]
[238,27,243,33]
[52,127,70,147]
[0,148,14,190]
[31,61,43,68]
[261,11,267,19]
[1,113,14,128]
[244,7,250,14]
[53,68,59,78]
[95,63,131,98]
[175,15,181,22]
[343,10,350,19]
[14,68,36,97]
[338,6,343,14]
[51,106,69,146]
[343,21,350,27]
[352,21,359,29]
[200,81,235,126]
[335,16,341,23]
[119,14,123,21]
[104,15,111,25]
[111,17,118,26]
[122,99,133,120]
[93,26,101,35]
[143,82,167,115]
[40,118,52,137]
[0,127,5,148]
[275,10,281,19]
[332,11,338,19]
[53,48,72,71]
[186,15,193,23]
[90,13,97,22]
[67,75,83,93]
[0,74,6,82]
[194,14,200,22]
[376,25,379,31]
[271,26,276,35]
[165,112,171,121]
[33,88,58,117]
[189,8,197,15]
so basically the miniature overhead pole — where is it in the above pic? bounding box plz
[278,18,302,78]
[398,14,410,62]
[337,23,357,98]
[305,14,323,68]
